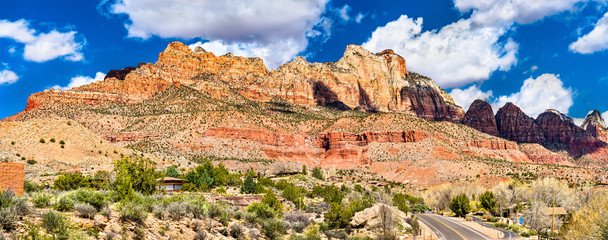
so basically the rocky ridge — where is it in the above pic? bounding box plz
[22,42,464,122]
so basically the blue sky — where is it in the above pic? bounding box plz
[1,0,608,124]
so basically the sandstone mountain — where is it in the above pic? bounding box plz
[464,100,608,166]
[2,42,607,188]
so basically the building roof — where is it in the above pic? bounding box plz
[157,176,187,184]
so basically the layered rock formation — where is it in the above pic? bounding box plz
[495,103,545,143]
[22,42,464,122]
[535,109,588,144]
[463,99,498,136]
[582,110,608,142]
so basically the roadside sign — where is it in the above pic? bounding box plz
[519,217,523,225]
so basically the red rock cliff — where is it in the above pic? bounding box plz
[463,99,499,136]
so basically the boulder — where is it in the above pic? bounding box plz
[351,203,411,229]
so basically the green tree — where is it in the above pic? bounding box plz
[311,167,324,180]
[262,190,283,213]
[322,186,343,204]
[393,193,409,213]
[479,191,496,214]
[241,175,257,194]
[281,184,305,209]
[53,172,89,191]
[113,156,160,200]
[302,165,307,175]
[325,202,347,228]
[449,194,471,218]
[165,165,180,178]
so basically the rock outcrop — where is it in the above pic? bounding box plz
[22,42,464,122]
[495,103,545,143]
[463,99,498,136]
[351,203,410,229]
[582,110,608,142]
[535,109,588,144]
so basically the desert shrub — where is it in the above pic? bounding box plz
[113,156,160,200]
[53,172,89,191]
[24,180,43,193]
[282,184,306,209]
[101,206,112,219]
[0,191,29,230]
[257,177,275,187]
[284,212,311,233]
[215,187,227,195]
[117,201,147,223]
[261,218,287,240]
[321,186,344,204]
[240,175,257,194]
[275,179,290,190]
[166,201,190,220]
[54,196,75,211]
[193,230,207,240]
[50,138,56,143]
[152,205,166,219]
[42,210,69,239]
[59,140,65,145]
[39,138,45,143]
[90,170,112,190]
[59,188,108,210]
[247,203,276,220]
[302,165,308,176]
[311,167,324,181]
[31,192,52,208]
[325,202,348,229]
[26,160,37,165]
[263,190,283,212]
[75,203,96,219]
[230,223,246,239]
[353,184,365,193]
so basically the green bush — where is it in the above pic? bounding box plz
[257,177,275,187]
[302,165,308,176]
[26,160,37,165]
[449,194,471,218]
[241,175,257,194]
[74,203,96,219]
[42,210,69,239]
[247,202,276,220]
[0,191,30,230]
[39,138,45,143]
[311,167,324,181]
[261,218,287,240]
[118,201,148,223]
[263,190,283,213]
[215,187,227,195]
[31,192,52,208]
[54,196,75,212]
[59,140,65,145]
[50,138,56,143]
[59,188,108,211]
[325,202,346,229]
[281,184,305,209]
[24,180,43,193]
[52,172,89,191]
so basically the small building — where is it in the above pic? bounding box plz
[0,162,25,196]
[157,177,187,192]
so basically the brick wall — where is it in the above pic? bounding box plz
[0,162,25,196]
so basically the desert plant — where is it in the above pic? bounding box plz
[53,172,89,191]
[24,180,42,193]
[54,196,75,211]
[263,190,283,212]
[284,212,311,233]
[39,138,45,143]
[59,140,65,145]
[261,218,287,240]
[26,160,37,165]
[311,167,324,180]
[31,192,52,208]
[193,230,207,240]
[113,156,161,200]
[101,206,112,219]
[230,223,246,239]
[50,138,56,143]
[117,201,147,223]
[42,210,69,239]
[75,203,97,219]
[166,201,190,220]
[165,165,180,178]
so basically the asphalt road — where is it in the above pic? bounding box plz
[419,214,492,240]
[471,216,518,239]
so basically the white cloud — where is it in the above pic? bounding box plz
[0,69,19,85]
[107,0,329,69]
[355,13,366,24]
[0,19,36,43]
[338,5,351,21]
[189,39,303,69]
[23,31,84,62]
[449,85,493,111]
[52,72,105,90]
[0,19,85,62]
[492,74,573,118]
[569,12,608,54]
[573,117,585,126]
[362,15,518,88]
[454,0,587,27]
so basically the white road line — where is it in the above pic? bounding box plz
[433,214,491,240]
[419,216,446,240]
